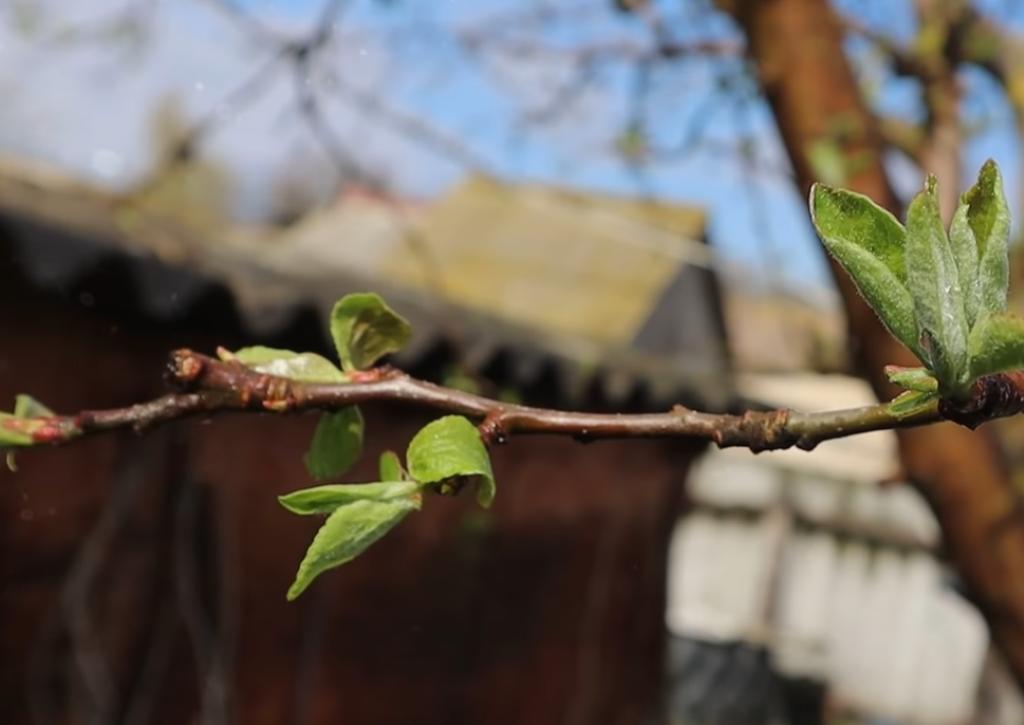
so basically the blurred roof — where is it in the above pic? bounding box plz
[281,175,707,348]
[724,287,846,373]
[0,156,732,409]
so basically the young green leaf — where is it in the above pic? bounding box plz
[948,202,980,327]
[2,395,56,464]
[330,293,412,372]
[810,184,908,281]
[967,313,1024,380]
[304,407,364,481]
[14,394,53,418]
[287,497,418,600]
[813,237,922,360]
[0,413,33,447]
[905,176,969,394]
[964,160,1010,321]
[884,366,938,393]
[379,450,405,481]
[885,390,940,419]
[810,184,922,359]
[233,346,346,383]
[278,480,420,515]
[406,415,496,508]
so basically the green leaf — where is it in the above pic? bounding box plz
[304,407,364,481]
[0,413,33,447]
[330,293,412,372]
[14,394,53,418]
[810,184,908,282]
[1,395,56,458]
[278,480,420,515]
[948,202,980,327]
[814,239,922,359]
[287,497,418,600]
[406,415,496,508]
[886,390,940,420]
[967,313,1024,380]
[964,160,1010,321]
[905,175,969,394]
[379,450,404,481]
[884,366,938,393]
[810,184,922,358]
[234,346,346,383]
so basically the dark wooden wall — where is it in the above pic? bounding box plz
[0,249,701,724]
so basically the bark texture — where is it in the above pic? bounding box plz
[729,0,1024,688]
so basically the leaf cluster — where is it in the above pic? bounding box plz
[0,395,55,470]
[226,294,496,600]
[811,160,1021,413]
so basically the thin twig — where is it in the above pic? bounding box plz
[459,32,742,64]
[291,59,380,189]
[324,73,495,172]
[197,0,281,45]
[837,13,931,79]
[6,351,1024,456]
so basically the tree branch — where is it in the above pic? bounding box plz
[877,115,926,163]
[837,14,932,79]
[458,31,742,65]
[6,350,1024,456]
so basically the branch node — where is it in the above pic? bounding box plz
[717,409,796,452]
[167,349,205,388]
[478,411,509,447]
[940,372,1024,429]
[795,435,820,452]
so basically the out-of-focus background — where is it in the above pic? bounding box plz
[3,1,1024,723]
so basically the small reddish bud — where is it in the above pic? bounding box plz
[169,350,204,383]
[262,399,293,412]
[478,413,508,447]
[348,369,381,383]
[32,424,65,444]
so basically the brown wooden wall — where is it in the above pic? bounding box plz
[0,255,701,724]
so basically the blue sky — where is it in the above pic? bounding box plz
[1,0,1021,302]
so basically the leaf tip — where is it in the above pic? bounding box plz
[980,157,1000,180]
[286,581,305,601]
[277,494,301,515]
[476,482,496,509]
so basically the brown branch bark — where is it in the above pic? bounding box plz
[916,0,964,221]
[4,351,1024,457]
[726,0,1024,690]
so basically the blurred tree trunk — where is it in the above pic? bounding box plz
[726,0,1024,690]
